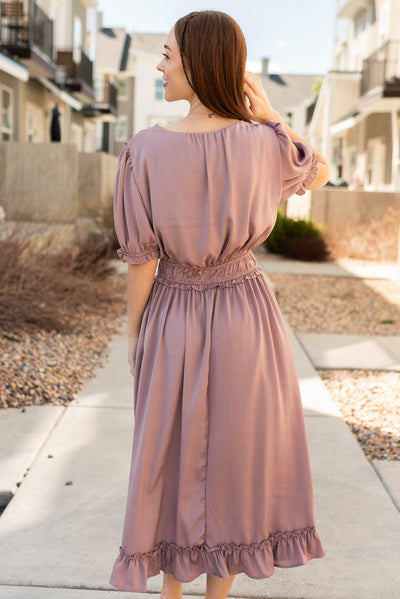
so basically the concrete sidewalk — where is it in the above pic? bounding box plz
[255,253,399,282]
[297,333,400,371]
[0,258,400,598]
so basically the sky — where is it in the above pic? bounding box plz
[95,0,338,76]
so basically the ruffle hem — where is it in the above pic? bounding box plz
[109,525,326,592]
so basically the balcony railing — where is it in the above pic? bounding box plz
[82,76,117,117]
[0,0,54,61]
[94,75,117,107]
[56,48,93,90]
[361,40,400,95]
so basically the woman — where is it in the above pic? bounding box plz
[109,9,328,599]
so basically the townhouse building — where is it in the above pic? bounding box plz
[95,12,188,156]
[254,57,321,144]
[309,0,400,191]
[0,0,116,150]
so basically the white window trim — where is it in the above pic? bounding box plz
[1,84,14,141]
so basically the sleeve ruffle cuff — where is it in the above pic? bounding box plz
[265,119,319,196]
[295,150,319,195]
[117,247,160,264]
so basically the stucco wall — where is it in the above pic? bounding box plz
[0,142,118,227]
[310,189,400,233]
[78,151,118,227]
[309,188,400,261]
[0,141,78,222]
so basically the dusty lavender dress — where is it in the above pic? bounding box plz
[109,119,325,592]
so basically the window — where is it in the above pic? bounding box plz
[354,1,376,38]
[370,0,376,24]
[354,10,367,38]
[379,1,389,40]
[155,78,164,100]
[73,16,82,63]
[117,79,127,99]
[94,75,104,102]
[1,86,13,141]
[115,115,128,141]
[335,16,348,44]
[350,147,357,171]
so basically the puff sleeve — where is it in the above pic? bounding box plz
[266,120,319,204]
[113,142,160,264]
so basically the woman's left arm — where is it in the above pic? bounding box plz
[244,71,329,189]
[127,258,159,375]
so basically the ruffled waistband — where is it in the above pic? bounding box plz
[154,250,264,291]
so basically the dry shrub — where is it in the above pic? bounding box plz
[0,221,125,335]
[326,205,399,262]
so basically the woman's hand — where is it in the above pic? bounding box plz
[243,71,279,123]
[128,334,139,377]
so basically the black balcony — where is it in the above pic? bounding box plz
[56,48,94,102]
[0,0,56,76]
[108,80,117,112]
[361,40,400,97]
[80,76,118,117]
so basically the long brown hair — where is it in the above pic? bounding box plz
[174,10,253,123]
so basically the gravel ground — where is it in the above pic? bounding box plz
[267,271,400,461]
[267,273,400,336]
[0,270,127,410]
[317,369,400,460]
